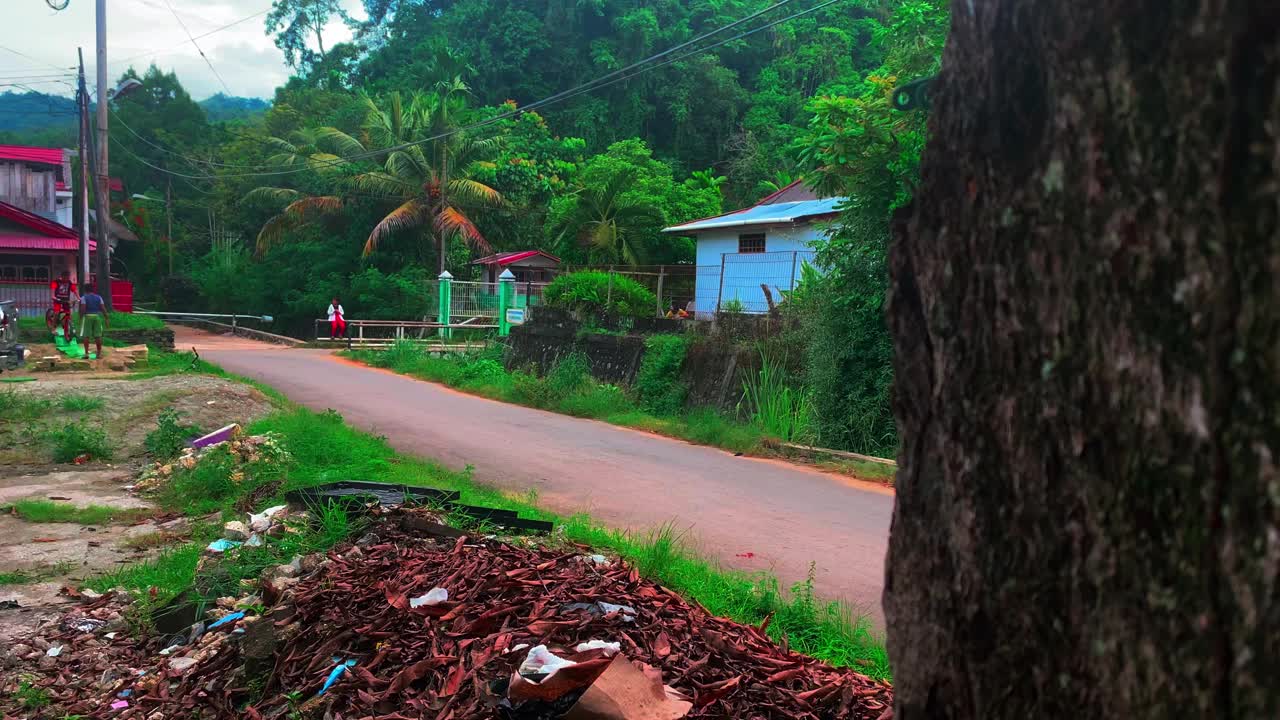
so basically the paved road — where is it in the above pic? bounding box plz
[179,327,893,624]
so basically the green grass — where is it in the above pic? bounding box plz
[59,393,104,412]
[0,561,76,584]
[14,678,50,710]
[18,311,164,337]
[347,343,769,456]
[49,421,113,462]
[0,389,53,422]
[83,362,890,678]
[3,499,151,525]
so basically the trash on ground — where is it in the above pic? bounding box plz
[1,514,891,719]
[191,423,239,449]
[45,645,63,657]
[206,538,241,553]
[207,611,244,630]
[563,655,692,720]
[576,639,622,656]
[317,658,357,697]
[408,586,450,608]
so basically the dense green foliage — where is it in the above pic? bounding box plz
[0,0,948,455]
[635,333,690,415]
[357,340,765,454]
[543,270,656,319]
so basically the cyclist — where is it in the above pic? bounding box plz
[49,270,77,338]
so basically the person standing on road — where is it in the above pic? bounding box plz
[78,284,108,359]
[327,296,346,339]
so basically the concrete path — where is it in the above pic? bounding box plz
[178,327,894,624]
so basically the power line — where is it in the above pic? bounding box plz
[109,104,282,170]
[0,45,73,73]
[116,0,845,182]
[112,7,271,68]
[159,0,233,95]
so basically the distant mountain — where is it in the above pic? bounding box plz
[0,91,77,134]
[199,94,270,123]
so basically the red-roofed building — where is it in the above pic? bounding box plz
[0,143,75,226]
[471,250,562,284]
[0,199,102,312]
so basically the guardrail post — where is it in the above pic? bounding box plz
[498,269,515,337]
[655,265,665,317]
[438,270,453,340]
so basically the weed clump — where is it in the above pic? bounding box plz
[145,409,203,461]
[50,421,113,463]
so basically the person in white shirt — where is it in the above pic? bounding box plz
[327,296,346,339]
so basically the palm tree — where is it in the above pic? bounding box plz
[247,85,503,272]
[756,169,797,196]
[553,171,664,266]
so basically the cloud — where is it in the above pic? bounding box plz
[1,0,365,100]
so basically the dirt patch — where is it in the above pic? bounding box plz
[0,374,276,644]
[1,374,277,466]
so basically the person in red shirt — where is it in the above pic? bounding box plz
[49,271,76,338]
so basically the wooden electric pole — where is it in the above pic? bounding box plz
[75,48,90,288]
[92,0,112,310]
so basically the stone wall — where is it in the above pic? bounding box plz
[507,307,766,409]
[107,327,174,351]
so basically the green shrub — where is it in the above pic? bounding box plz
[145,409,203,461]
[453,358,507,386]
[51,421,113,463]
[378,339,426,369]
[509,370,557,408]
[740,351,810,442]
[544,271,656,319]
[560,382,633,419]
[635,334,689,415]
[546,353,592,397]
[720,297,746,314]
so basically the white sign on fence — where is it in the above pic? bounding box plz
[505,308,526,325]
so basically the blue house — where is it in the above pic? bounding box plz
[662,181,845,318]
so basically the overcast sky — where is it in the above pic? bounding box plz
[1,0,365,101]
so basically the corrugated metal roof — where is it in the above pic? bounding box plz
[0,235,94,251]
[0,144,64,166]
[471,250,561,265]
[662,197,845,233]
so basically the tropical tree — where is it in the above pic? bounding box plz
[248,86,504,273]
[266,0,352,69]
[551,171,664,266]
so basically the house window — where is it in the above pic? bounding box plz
[738,233,766,254]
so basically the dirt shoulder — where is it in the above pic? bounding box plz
[0,373,276,643]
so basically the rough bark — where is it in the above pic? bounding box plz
[885,2,1279,718]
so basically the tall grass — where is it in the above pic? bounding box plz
[348,343,770,456]
[740,351,810,442]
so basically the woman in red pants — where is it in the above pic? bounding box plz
[327,296,346,339]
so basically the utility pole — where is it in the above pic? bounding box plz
[165,176,173,276]
[76,48,90,288]
[93,0,113,310]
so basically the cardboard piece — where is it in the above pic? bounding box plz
[564,656,692,720]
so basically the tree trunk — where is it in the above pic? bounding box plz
[886,2,1279,718]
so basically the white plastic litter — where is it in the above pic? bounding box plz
[586,554,609,565]
[575,639,621,656]
[168,657,198,672]
[408,587,449,608]
[518,645,577,681]
[248,505,288,532]
[245,533,264,548]
[503,643,530,655]
[46,645,63,657]
[597,602,637,622]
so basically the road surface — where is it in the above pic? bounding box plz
[178,327,894,624]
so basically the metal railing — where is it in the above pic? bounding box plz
[312,318,493,350]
